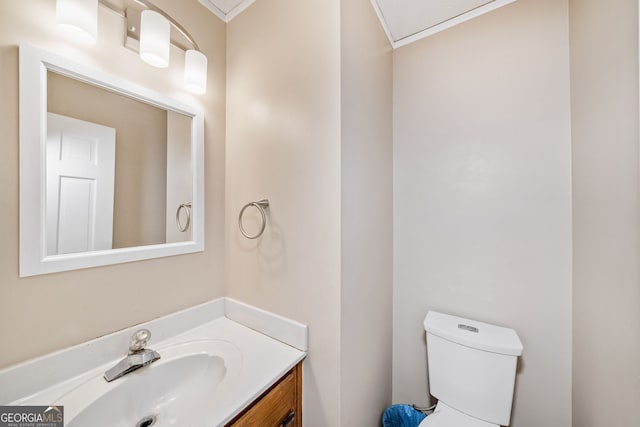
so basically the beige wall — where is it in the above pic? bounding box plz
[340,0,393,425]
[225,0,342,425]
[48,72,169,248]
[6,1,640,425]
[0,0,226,368]
[570,0,640,425]
[226,0,393,425]
[392,0,572,426]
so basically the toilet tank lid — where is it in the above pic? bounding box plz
[424,311,523,356]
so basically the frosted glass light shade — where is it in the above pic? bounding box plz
[140,10,170,68]
[184,50,208,94]
[56,0,98,44]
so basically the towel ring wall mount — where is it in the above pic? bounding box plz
[176,203,191,232]
[238,199,269,239]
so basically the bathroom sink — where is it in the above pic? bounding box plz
[58,340,242,427]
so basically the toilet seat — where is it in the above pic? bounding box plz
[418,402,498,427]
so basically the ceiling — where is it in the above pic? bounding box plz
[372,0,517,48]
[197,0,257,23]
[198,0,517,48]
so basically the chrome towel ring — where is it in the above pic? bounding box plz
[176,203,191,232]
[238,199,269,239]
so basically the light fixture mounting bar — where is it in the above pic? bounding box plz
[97,0,201,52]
[132,0,200,51]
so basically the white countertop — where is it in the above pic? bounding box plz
[157,316,306,424]
[0,298,307,426]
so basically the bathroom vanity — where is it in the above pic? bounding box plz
[0,298,307,427]
[227,363,302,427]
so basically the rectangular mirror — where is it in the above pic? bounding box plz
[20,43,205,277]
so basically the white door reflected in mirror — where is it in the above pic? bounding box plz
[46,113,116,256]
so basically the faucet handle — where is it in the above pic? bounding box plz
[129,329,151,353]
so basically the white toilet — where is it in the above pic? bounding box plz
[419,311,523,427]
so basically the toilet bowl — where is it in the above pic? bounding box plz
[418,402,497,427]
[421,311,523,427]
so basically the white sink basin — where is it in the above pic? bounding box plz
[60,340,242,427]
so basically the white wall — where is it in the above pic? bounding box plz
[569,0,640,425]
[392,0,572,426]
[0,0,226,369]
[340,0,393,425]
[225,0,343,425]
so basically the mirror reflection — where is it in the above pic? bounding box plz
[46,71,192,256]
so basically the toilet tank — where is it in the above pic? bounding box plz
[424,312,523,426]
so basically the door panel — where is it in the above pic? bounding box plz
[46,113,116,256]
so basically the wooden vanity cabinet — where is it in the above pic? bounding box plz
[226,362,302,427]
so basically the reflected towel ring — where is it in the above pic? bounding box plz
[176,203,191,232]
[238,199,269,239]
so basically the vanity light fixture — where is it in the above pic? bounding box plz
[55,0,208,94]
[56,0,98,44]
[184,49,208,94]
[139,10,170,68]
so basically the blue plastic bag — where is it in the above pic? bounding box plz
[382,404,427,427]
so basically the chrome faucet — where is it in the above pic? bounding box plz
[103,329,161,382]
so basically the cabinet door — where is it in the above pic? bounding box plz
[229,364,301,427]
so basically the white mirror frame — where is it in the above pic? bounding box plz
[19,43,205,277]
